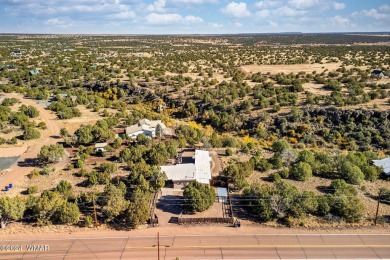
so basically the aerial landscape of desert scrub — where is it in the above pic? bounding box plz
[0,33,389,235]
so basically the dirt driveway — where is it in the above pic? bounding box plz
[0,93,64,194]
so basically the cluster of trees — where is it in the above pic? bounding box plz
[0,98,43,143]
[73,118,117,145]
[0,180,79,228]
[223,160,254,189]
[243,179,364,225]
[48,100,81,119]
[269,108,390,150]
[254,139,383,185]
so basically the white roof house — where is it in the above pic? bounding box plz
[373,158,390,175]
[125,119,167,139]
[161,150,212,185]
[94,142,108,152]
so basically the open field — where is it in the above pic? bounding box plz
[241,62,343,74]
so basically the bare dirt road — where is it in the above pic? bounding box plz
[1,234,389,259]
[0,93,63,193]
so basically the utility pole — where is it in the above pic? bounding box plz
[374,192,381,226]
[157,232,160,260]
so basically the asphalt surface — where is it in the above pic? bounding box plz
[1,234,389,259]
[0,156,18,171]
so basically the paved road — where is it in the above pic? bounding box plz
[1,234,389,259]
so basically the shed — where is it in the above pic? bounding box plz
[94,143,108,152]
[217,187,228,203]
[372,158,390,175]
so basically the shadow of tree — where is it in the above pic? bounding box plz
[17,158,39,167]
[156,195,183,215]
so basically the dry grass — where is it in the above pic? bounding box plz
[241,62,342,74]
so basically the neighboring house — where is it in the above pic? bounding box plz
[372,158,390,176]
[161,150,212,187]
[125,119,168,139]
[371,70,385,79]
[94,143,108,152]
[29,70,39,76]
[56,94,77,101]
[10,51,22,56]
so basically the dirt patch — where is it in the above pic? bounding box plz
[210,151,222,177]
[241,63,342,75]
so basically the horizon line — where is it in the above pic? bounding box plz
[1,31,390,36]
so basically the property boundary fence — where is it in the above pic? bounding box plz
[178,217,234,224]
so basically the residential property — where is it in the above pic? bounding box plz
[56,94,78,101]
[371,70,385,79]
[29,69,39,76]
[10,50,22,56]
[161,150,212,187]
[94,143,108,152]
[372,158,390,175]
[125,119,168,139]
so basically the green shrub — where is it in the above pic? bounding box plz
[290,162,312,181]
[225,148,233,156]
[26,186,38,194]
[22,127,41,140]
[279,168,289,179]
[83,215,94,228]
[28,169,40,179]
[270,172,281,182]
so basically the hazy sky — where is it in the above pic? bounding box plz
[0,0,389,34]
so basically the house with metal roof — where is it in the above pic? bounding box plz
[29,70,39,76]
[94,143,108,152]
[371,70,385,79]
[125,119,168,139]
[372,158,390,175]
[161,150,212,187]
[10,50,22,56]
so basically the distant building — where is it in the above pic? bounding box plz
[132,53,145,57]
[371,70,385,79]
[372,158,390,176]
[125,119,169,139]
[10,51,22,56]
[29,70,39,76]
[94,143,108,152]
[56,94,77,101]
[161,150,212,187]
